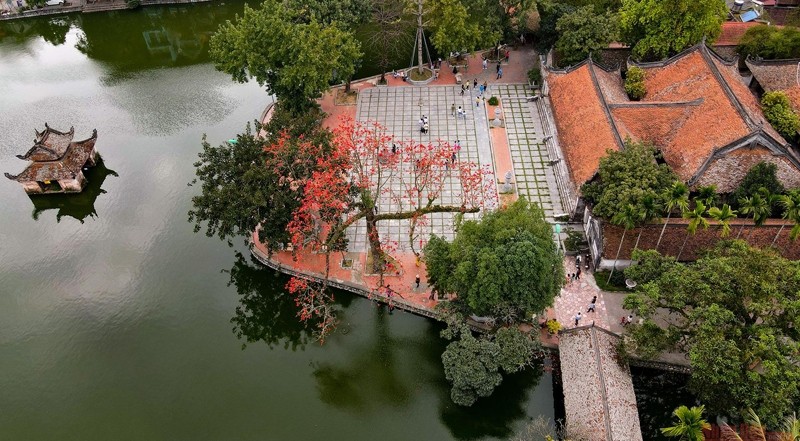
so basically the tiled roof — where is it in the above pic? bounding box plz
[546,62,622,186]
[6,129,97,182]
[746,58,800,112]
[18,125,75,161]
[715,22,761,46]
[546,44,792,187]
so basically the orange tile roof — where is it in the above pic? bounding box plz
[547,62,622,186]
[546,44,792,187]
[715,22,761,46]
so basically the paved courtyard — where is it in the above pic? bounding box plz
[347,85,494,252]
[492,84,568,220]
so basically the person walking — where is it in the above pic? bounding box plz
[497,67,503,80]
[391,143,397,154]
[587,295,597,313]
[473,78,478,89]
[576,266,582,280]
[415,274,421,289]
[423,122,429,134]
[451,103,456,117]
[460,84,465,96]
[574,312,582,327]
[476,96,481,107]
[496,62,500,73]
[457,106,463,118]
[482,58,487,70]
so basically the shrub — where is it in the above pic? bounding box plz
[528,67,542,86]
[762,91,800,140]
[545,319,561,335]
[737,25,800,60]
[564,229,587,252]
[624,66,646,100]
[730,162,785,214]
[487,96,499,106]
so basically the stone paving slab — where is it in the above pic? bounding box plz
[492,83,568,221]
[347,86,493,252]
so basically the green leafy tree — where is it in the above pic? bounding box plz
[660,405,710,441]
[188,110,331,250]
[731,162,786,213]
[655,182,689,251]
[494,326,542,373]
[623,241,800,426]
[619,0,726,61]
[209,0,362,111]
[696,185,718,208]
[737,25,800,60]
[708,204,737,238]
[283,0,372,29]
[762,91,800,140]
[582,140,676,221]
[624,66,646,100]
[423,198,563,317]
[536,2,577,52]
[555,5,619,66]
[441,326,503,406]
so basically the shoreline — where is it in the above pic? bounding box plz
[0,0,212,22]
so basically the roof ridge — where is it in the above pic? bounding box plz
[587,61,625,149]
[746,56,800,65]
[608,98,704,108]
[699,45,759,131]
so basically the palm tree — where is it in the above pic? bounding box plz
[708,204,737,238]
[738,189,771,240]
[656,182,689,251]
[774,190,800,247]
[721,409,800,441]
[676,199,709,261]
[633,192,661,252]
[697,185,718,208]
[608,204,640,285]
[661,405,710,441]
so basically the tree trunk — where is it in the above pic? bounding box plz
[633,229,643,254]
[365,210,385,274]
[416,0,424,74]
[736,221,745,239]
[676,232,690,261]
[345,77,352,93]
[655,212,671,251]
[771,222,786,247]
[608,228,627,285]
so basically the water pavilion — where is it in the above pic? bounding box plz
[5,124,99,194]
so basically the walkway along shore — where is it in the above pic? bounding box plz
[0,0,211,22]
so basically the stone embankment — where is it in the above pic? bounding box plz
[0,0,211,21]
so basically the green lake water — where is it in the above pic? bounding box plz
[0,4,560,440]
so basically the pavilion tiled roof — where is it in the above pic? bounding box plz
[546,61,623,186]
[746,58,800,112]
[6,128,97,183]
[17,124,75,161]
[546,44,791,187]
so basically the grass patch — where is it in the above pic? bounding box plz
[594,270,629,292]
[408,68,433,81]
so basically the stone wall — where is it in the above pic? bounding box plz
[694,146,800,193]
[602,218,800,262]
[559,326,643,441]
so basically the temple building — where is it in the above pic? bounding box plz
[544,43,800,195]
[5,124,99,195]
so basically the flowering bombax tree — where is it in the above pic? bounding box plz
[283,117,496,340]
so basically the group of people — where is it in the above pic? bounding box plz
[418,115,429,134]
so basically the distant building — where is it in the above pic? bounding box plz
[544,43,800,195]
[747,57,800,113]
[5,124,99,194]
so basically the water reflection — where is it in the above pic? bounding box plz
[312,307,413,412]
[227,252,312,351]
[439,366,545,440]
[30,155,117,223]
[632,367,696,441]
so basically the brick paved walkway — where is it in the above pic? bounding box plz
[554,256,610,330]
